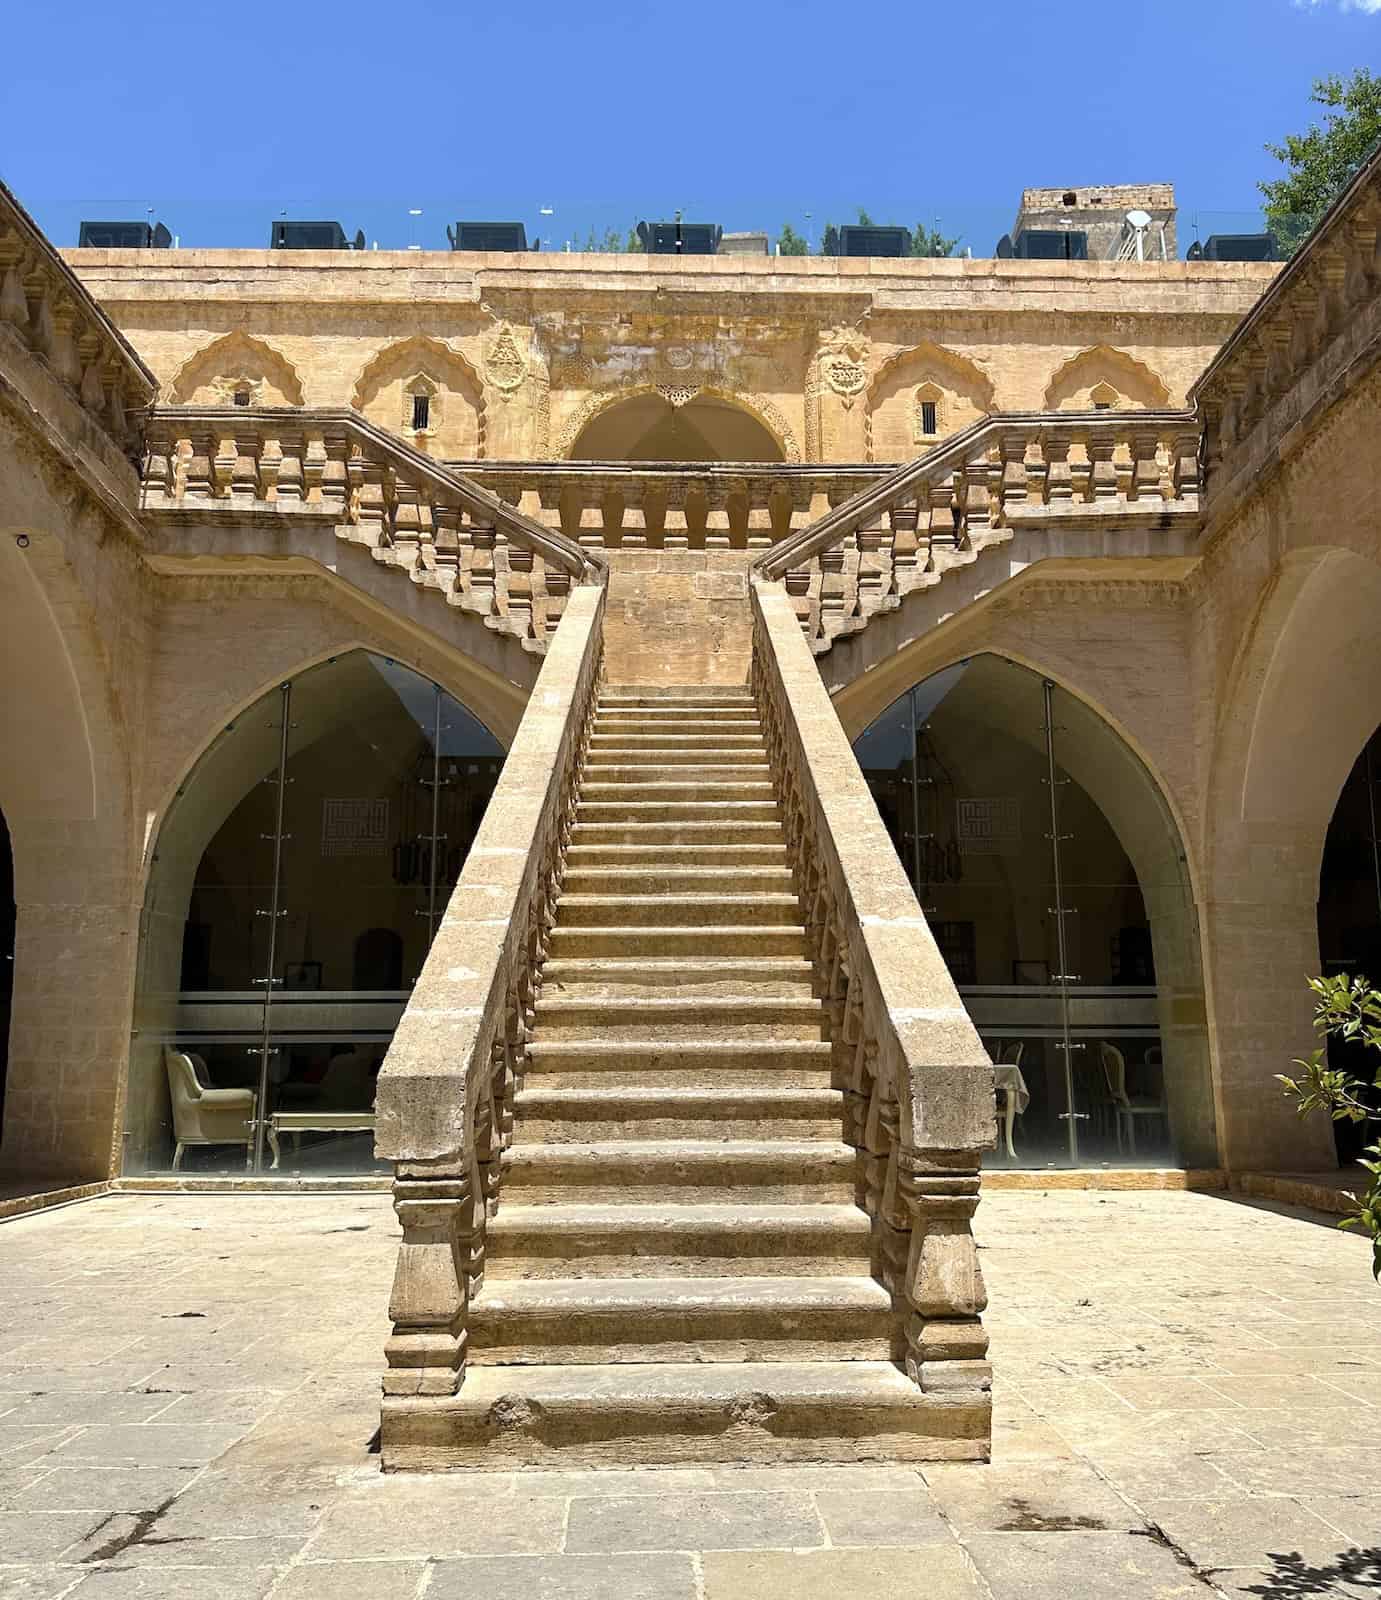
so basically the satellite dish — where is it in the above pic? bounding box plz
[1126,209,1152,230]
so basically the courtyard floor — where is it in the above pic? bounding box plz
[0,1188,1377,1599]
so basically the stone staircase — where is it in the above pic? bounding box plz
[422,685,985,1467]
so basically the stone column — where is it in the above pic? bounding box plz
[384,1169,475,1397]
[0,827,139,1185]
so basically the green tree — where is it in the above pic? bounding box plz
[1278,973,1381,1281]
[777,222,809,256]
[910,220,959,258]
[625,228,643,254]
[1261,69,1381,254]
[581,226,629,253]
[822,223,841,257]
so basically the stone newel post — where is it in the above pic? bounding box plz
[383,1171,475,1398]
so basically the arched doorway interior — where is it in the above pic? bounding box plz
[854,655,1213,1169]
[130,651,505,1176]
[1316,722,1381,1164]
[0,807,12,1140]
[570,392,785,461]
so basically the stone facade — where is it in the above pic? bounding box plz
[67,246,1273,465]
[0,153,1377,1216]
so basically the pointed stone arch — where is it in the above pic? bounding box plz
[556,384,801,462]
[864,343,995,462]
[350,337,486,459]
[168,333,305,406]
[1043,345,1171,411]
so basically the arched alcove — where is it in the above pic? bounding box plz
[854,654,1213,1168]
[129,650,505,1176]
[351,338,485,458]
[567,390,787,462]
[168,333,306,407]
[1043,346,1171,411]
[865,344,995,462]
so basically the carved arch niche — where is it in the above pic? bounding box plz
[168,333,305,406]
[351,337,486,459]
[1043,345,1171,411]
[864,343,994,463]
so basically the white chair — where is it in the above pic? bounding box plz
[163,1047,256,1170]
[1097,1040,1167,1157]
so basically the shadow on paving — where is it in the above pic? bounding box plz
[1226,1546,1381,1596]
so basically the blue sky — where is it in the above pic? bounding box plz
[2,0,1378,255]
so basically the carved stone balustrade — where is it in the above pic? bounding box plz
[373,583,605,1434]
[0,178,157,493]
[751,576,995,1405]
[1192,147,1381,535]
[142,407,604,654]
[453,460,888,551]
[752,410,1201,654]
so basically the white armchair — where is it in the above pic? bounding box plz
[163,1048,256,1170]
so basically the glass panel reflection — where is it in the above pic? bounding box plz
[129,651,504,1176]
[853,656,1213,1169]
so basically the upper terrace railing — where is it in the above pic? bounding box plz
[1,178,156,462]
[751,410,1201,652]
[449,461,888,550]
[142,407,604,652]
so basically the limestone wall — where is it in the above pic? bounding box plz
[67,249,1275,465]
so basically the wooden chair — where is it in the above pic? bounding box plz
[1097,1040,1168,1157]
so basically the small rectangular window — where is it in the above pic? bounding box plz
[920,400,938,436]
[411,393,430,430]
[1093,401,1111,411]
[233,389,250,408]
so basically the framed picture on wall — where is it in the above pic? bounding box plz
[1012,959,1050,986]
[283,961,323,991]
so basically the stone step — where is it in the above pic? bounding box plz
[585,747,768,767]
[560,866,796,898]
[577,801,781,824]
[582,764,771,784]
[588,732,766,751]
[538,956,815,998]
[603,685,754,698]
[580,780,776,803]
[582,763,771,784]
[547,925,809,960]
[556,893,801,929]
[502,1139,855,1204]
[523,1037,834,1089]
[512,1084,845,1141]
[569,820,785,847]
[595,710,768,729]
[532,995,825,1040]
[468,1275,893,1365]
[564,843,790,868]
[380,1361,987,1469]
[485,1201,872,1278]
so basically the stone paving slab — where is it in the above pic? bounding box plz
[0,1189,1377,1599]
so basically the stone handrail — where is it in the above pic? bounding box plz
[142,408,604,652]
[750,575,994,1399]
[374,582,605,1405]
[450,459,889,550]
[1191,143,1381,535]
[751,411,1200,652]
[0,178,157,463]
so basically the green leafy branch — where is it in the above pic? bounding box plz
[1277,973,1381,1280]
